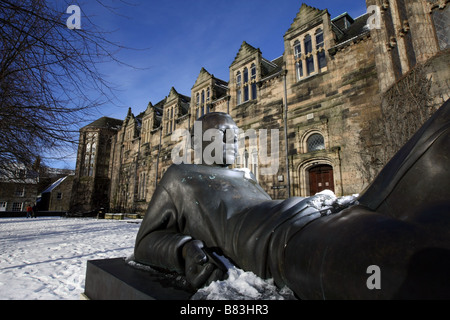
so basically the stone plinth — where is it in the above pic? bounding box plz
[83,258,194,300]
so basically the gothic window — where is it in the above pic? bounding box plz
[294,40,302,59]
[166,106,176,134]
[296,62,303,80]
[243,67,249,102]
[307,133,325,152]
[243,67,249,83]
[196,93,200,106]
[83,132,97,176]
[432,5,450,50]
[306,56,315,75]
[304,34,313,54]
[243,67,249,101]
[236,71,242,105]
[138,172,146,200]
[318,51,327,69]
[316,28,327,69]
[315,29,324,48]
[293,40,303,81]
[142,119,151,144]
[251,64,257,100]
[207,87,210,102]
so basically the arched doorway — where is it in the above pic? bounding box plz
[309,164,334,195]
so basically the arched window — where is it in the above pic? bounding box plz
[304,34,314,75]
[304,34,312,54]
[236,71,242,105]
[243,68,249,102]
[251,64,257,100]
[316,28,326,69]
[207,87,210,101]
[294,40,302,59]
[83,133,98,177]
[315,29,324,49]
[243,67,249,83]
[296,61,303,80]
[307,133,325,152]
[196,93,200,106]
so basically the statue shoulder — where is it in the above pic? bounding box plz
[232,168,257,182]
[162,164,200,181]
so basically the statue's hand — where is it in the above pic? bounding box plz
[182,240,225,289]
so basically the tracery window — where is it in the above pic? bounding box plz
[83,132,98,176]
[293,27,327,81]
[307,133,325,152]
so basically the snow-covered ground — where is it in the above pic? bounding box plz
[0,217,140,300]
[0,191,357,300]
[0,217,295,300]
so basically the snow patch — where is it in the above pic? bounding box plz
[192,267,296,300]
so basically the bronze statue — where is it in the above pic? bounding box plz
[134,100,450,299]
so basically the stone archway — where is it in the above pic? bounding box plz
[296,158,337,197]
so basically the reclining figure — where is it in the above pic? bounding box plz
[134,100,450,299]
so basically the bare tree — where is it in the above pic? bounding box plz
[0,0,131,175]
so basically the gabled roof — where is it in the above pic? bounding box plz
[166,87,191,104]
[335,13,370,44]
[285,3,328,36]
[261,56,284,79]
[82,116,123,130]
[192,67,213,89]
[191,67,229,101]
[330,13,371,52]
[230,41,261,67]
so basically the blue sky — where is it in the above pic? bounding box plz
[52,0,368,169]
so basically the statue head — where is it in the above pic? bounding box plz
[191,112,239,167]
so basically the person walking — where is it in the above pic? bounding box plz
[26,204,33,218]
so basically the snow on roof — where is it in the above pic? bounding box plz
[41,176,68,194]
